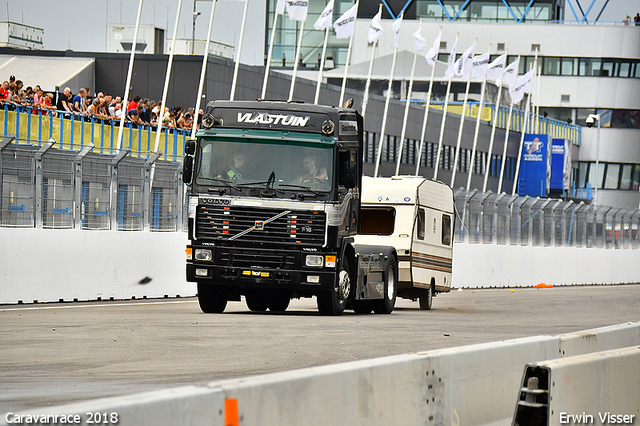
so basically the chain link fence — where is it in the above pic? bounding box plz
[0,136,184,232]
[454,188,640,249]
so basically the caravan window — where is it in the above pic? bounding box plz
[361,207,395,235]
[417,208,426,240]
[442,214,452,246]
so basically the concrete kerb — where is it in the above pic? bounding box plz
[2,322,639,426]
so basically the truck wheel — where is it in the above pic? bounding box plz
[317,259,352,316]
[197,283,227,313]
[373,257,397,314]
[419,283,434,310]
[245,291,268,312]
[266,292,291,312]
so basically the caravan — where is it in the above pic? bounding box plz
[357,176,455,309]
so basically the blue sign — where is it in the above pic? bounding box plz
[517,134,548,197]
[550,139,570,191]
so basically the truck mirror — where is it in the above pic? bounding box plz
[185,140,196,156]
[183,156,193,185]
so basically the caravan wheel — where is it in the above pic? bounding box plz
[419,283,434,310]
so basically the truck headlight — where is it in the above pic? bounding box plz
[305,255,323,267]
[195,248,213,261]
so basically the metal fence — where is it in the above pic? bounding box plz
[2,134,637,250]
[454,188,640,249]
[0,135,185,232]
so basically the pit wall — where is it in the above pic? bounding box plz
[1,229,638,304]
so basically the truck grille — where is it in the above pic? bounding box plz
[195,204,326,246]
[218,246,298,269]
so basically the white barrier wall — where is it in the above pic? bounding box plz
[452,243,640,288]
[2,322,638,426]
[0,229,193,305]
[1,230,640,304]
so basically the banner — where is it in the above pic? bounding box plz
[510,69,535,104]
[443,37,458,79]
[502,58,520,89]
[367,9,383,44]
[471,51,489,80]
[550,138,572,191]
[454,42,476,78]
[314,0,334,30]
[333,4,357,39]
[487,53,506,83]
[517,134,549,197]
[426,30,441,66]
[277,0,309,21]
[413,28,426,52]
[391,14,403,49]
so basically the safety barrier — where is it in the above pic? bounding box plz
[1,322,637,426]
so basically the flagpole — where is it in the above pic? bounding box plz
[362,4,383,119]
[230,0,249,101]
[261,9,280,99]
[466,77,486,189]
[482,50,508,193]
[288,20,306,102]
[497,98,515,193]
[513,56,538,196]
[395,19,422,177]
[450,39,476,187]
[339,0,359,107]
[433,33,458,181]
[150,0,183,188]
[116,0,144,152]
[533,47,540,133]
[191,0,217,140]
[361,40,377,118]
[314,27,330,105]
[415,51,438,176]
[373,12,403,178]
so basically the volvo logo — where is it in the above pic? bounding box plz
[201,198,231,205]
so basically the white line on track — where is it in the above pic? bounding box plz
[0,299,197,312]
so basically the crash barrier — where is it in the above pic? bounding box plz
[513,346,640,426]
[2,322,637,426]
[454,188,640,249]
[1,104,189,162]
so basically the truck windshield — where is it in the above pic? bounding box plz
[195,138,333,192]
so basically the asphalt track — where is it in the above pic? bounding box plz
[1,284,639,414]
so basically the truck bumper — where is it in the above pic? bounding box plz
[187,263,337,291]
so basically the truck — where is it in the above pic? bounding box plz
[182,100,453,315]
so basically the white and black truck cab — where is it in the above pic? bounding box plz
[183,100,398,315]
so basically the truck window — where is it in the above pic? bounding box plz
[442,214,452,245]
[417,208,425,240]
[361,207,395,235]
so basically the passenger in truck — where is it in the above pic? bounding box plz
[298,155,328,183]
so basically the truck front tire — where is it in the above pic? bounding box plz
[317,259,352,316]
[197,283,228,313]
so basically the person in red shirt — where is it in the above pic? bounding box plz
[0,81,9,101]
[127,95,141,112]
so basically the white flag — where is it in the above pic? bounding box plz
[314,0,334,30]
[333,4,357,39]
[276,0,286,15]
[367,9,383,44]
[487,53,506,83]
[471,51,490,80]
[443,38,458,79]
[502,58,520,89]
[426,30,441,66]
[454,42,475,78]
[510,69,535,104]
[391,14,403,49]
[413,28,427,52]
[284,0,309,22]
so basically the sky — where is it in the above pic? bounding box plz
[2,0,638,66]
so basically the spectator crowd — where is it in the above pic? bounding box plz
[0,74,202,133]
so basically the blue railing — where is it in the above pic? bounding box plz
[0,103,188,162]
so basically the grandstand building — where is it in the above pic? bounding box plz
[266,0,640,209]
